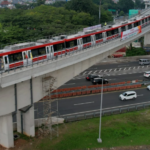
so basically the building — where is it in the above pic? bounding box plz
[0,0,11,7]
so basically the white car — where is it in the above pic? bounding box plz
[119,91,137,101]
[147,85,150,90]
[144,71,150,78]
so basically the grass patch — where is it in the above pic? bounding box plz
[25,109,150,150]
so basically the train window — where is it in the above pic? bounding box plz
[121,26,126,32]
[39,48,46,55]
[66,40,77,48]
[142,19,144,24]
[8,52,23,63]
[95,33,102,40]
[137,21,140,25]
[107,31,112,37]
[32,47,46,57]
[83,36,91,44]
[134,22,138,27]
[46,47,49,54]
[28,51,30,58]
[149,17,150,20]
[145,18,147,22]
[114,29,119,34]
[5,57,8,64]
[128,24,132,29]
[23,52,26,59]
[53,43,65,51]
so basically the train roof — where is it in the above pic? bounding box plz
[0,13,150,57]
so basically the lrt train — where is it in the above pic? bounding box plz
[0,14,150,72]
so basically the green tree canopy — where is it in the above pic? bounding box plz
[117,0,134,13]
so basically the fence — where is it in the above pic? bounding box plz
[61,101,150,122]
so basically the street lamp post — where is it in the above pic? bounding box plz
[99,0,101,24]
[97,77,103,143]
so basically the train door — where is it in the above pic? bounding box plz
[3,55,9,70]
[118,28,121,36]
[22,51,27,66]
[0,56,4,72]
[103,32,107,42]
[91,35,95,46]
[46,46,54,59]
[77,38,83,50]
[50,45,54,58]
[46,46,50,59]
[27,50,32,65]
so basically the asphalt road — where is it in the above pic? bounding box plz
[34,88,150,117]
[60,60,150,88]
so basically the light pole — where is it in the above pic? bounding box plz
[97,77,103,143]
[99,0,101,24]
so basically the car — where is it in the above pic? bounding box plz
[86,74,102,81]
[92,78,108,85]
[147,85,150,90]
[144,71,150,78]
[139,59,150,65]
[119,91,137,101]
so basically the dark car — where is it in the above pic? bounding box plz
[92,78,108,85]
[86,74,102,81]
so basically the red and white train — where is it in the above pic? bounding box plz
[0,14,150,72]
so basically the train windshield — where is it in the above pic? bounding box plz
[0,57,4,71]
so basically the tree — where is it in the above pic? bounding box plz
[117,0,134,13]
[37,0,45,6]
[65,0,113,24]
[119,11,125,16]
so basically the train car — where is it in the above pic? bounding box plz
[0,13,150,72]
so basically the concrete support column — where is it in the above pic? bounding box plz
[0,114,14,148]
[144,32,150,46]
[17,106,35,137]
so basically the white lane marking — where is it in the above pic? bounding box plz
[128,67,131,70]
[83,72,87,75]
[133,67,136,69]
[74,101,94,106]
[104,70,107,72]
[142,66,144,68]
[119,68,122,71]
[109,69,112,72]
[138,66,140,69]
[114,69,117,71]
[88,71,93,74]
[124,68,126,70]
[137,94,144,97]
[108,78,116,80]
[94,70,98,74]
[99,70,103,73]
[64,83,75,85]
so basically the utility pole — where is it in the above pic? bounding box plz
[97,78,103,143]
[99,0,101,24]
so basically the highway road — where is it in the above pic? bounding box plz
[34,88,150,118]
[60,60,150,88]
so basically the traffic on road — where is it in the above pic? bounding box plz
[34,58,150,118]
